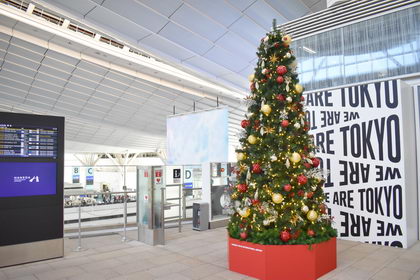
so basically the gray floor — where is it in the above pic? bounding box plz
[1,226,420,280]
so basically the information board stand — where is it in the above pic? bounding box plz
[0,112,64,267]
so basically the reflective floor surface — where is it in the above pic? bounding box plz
[1,226,420,280]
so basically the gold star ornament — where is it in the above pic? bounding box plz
[269,54,279,63]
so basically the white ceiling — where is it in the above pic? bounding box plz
[0,0,326,153]
[31,0,326,92]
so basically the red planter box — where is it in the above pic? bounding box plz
[228,237,336,280]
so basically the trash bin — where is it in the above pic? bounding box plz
[193,202,209,231]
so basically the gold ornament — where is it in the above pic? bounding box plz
[307,210,318,221]
[269,54,279,63]
[291,215,299,226]
[282,35,292,45]
[290,152,301,163]
[301,205,309,213]
[247,135,257,144]
[295,84,303,94]
[239,208,251,218]
[265,127,275,134]
[237,152,246,161]
[248,74,255,82]
[290,60,298,70]
[272,193,284,204]
[239,163,248,172]
[261,104,272,116]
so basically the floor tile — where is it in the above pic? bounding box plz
[370,267,414,280]
[1,228,419,280]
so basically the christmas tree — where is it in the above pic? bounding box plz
[228,20,336,245]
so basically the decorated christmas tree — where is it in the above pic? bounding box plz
[228,21,336,245]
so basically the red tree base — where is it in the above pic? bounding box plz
[228,237,336,280]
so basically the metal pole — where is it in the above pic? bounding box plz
[73,202,85,252]
[122,165,128,242]
[182,189,187,220]
[178,184,182,232]
[161,187,165,245]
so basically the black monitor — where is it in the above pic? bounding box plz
[0,112,64,249]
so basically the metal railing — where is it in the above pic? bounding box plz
[64,190,136,250]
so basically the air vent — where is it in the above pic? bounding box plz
[0,0,158,60]
[280,0,420,39]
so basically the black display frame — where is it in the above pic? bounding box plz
[0,112,64,246]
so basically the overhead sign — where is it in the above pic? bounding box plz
[85,167,94,186]
[72,167,80,184]
[307,80,417,248]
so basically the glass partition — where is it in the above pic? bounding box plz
[210,162,236,220]
[294,6,420,91]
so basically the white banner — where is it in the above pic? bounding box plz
[307,79,416,248]
[167,107,228,165]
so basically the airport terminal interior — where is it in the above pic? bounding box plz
[0,0,420,279]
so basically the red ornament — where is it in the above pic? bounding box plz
[307,229,315,237]
[306,192,314,199]
[251,199,260,206]
[240,231,248,239]
[304,126,310,131]
[303,162,312,169]
[250,83,255,91]
[297,175,308,185]
[297,190,305,197]
[276,94,285,102]
[252,163,262,174]
[320,204,327,214]
[274,42,280,48]
[312,158,320,167]
[276,65,287,75]
[283,184,292,192]
[291,230,301,240]
[241,120,250,128]
[237,184,248,193]
[280,230,291,242]
[301,96,305,101]
[276,76,284,84]
[253,120,260,130]
[281,120,289,127]
[288,192,295,198]
[261,78,267,83]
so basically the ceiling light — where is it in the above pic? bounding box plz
[302,46,316,54]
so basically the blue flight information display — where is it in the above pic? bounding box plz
[0,124,58,158]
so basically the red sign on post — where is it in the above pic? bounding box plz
[155,169,162,184]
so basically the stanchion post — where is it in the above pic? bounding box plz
[182,189,186,220]
[122,165,128,242]
[178,184,182,232]
[73,201,86,252]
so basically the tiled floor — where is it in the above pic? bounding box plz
[1,226,420,280]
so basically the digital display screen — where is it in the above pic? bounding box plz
[0,124,58,158]
[0,162,57,197]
